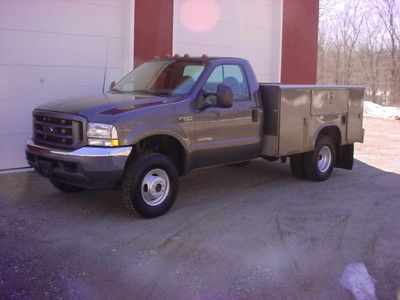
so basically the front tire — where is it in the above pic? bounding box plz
[50,180,86,193]
[303,135,336,181]
[121,153,179,218]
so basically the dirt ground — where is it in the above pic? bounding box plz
[0,117,399,299]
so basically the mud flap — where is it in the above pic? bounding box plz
[335,144,354,170]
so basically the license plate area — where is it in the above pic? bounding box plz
[38,160,53,177]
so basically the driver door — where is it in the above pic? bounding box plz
[192,64,260,168]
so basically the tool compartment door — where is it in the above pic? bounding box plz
[347,88,364,143]
[311,89,348,116]
[278,88,312,155]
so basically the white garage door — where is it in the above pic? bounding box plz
[173,0,282,82]
[0,0,133,170]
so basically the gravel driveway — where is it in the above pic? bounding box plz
[1,117,399,299]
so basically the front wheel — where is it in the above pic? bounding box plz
[121,153,179,218]
[303,135,336,182]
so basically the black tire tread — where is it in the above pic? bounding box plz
[290,154,305,178]
[303,135,336,182]
[121,153,178,218]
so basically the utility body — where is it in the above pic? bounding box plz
[26,56,364,217]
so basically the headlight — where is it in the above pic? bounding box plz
[87,123,119,147]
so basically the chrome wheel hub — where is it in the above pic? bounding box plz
[317,146,332,173]
[141,169,170,206]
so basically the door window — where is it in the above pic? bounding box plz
[204,64,250,101]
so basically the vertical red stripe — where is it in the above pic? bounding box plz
[281,0,319,84]
[134,0,174,67]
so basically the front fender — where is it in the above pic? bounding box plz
[122,121,192,153]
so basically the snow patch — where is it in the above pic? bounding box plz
[340,262,377,300]
[364,101,400,120]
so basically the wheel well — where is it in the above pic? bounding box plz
[129,135,186,175]
[318,126,341,148]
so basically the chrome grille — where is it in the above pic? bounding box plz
[33,112,85,149]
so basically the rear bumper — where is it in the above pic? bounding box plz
[26,140,132,189]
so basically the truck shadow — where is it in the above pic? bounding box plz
[1,158,398,218]
[1,158,400,299]
[177,157,399,207]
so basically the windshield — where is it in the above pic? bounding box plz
[112,60,206,96]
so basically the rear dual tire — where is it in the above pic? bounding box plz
[290,154,306,178]
[290,135,336,182]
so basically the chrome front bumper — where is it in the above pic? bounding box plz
[26,140,132,189]
[26,139,132,157]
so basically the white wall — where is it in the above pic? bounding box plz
[173,0,282,82]
[0,0,134,170]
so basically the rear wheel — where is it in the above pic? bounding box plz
[50,180,86,193]
[303,135,336,181]
[121,153,178,218]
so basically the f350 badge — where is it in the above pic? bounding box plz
[178,116,193,122]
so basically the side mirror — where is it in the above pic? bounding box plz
[109,81,116,91]
[216,84,233,108]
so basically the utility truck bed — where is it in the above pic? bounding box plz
[259,84,364,157]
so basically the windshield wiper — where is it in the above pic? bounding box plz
[132,90,170,97]
[110,89,151,94]
[130,89,153,94]
[109,88,124,93]
[151,90,171,96]
[111,89,170,96]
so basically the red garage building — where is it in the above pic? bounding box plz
[0,0,319,170]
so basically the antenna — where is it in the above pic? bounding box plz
[102,37,110,94]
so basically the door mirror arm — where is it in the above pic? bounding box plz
[196,90,216,111]
[196,85,233,109]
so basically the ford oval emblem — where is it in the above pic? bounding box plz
[43,126,54,133]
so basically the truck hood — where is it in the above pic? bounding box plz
[35,92,180,118]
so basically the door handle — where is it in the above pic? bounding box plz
[251,109,258,122]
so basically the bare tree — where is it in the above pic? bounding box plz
[341,0,364,84]
[318,17,333,83]
[332,25,343,84]
[317,0,400,106]
[372,0,400,104]
[358,5,385,103]
[318,0,335,84]
[321,0,363,85]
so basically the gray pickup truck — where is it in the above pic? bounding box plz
[26,56,364,218]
